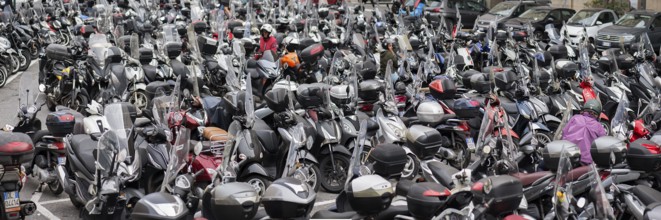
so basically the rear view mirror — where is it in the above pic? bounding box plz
[547,17,555,23]
[596,21,603,25]
[194,142,203,156]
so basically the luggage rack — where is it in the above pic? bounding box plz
[205,133,231,158]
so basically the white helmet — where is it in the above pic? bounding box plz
[260,24,274,34]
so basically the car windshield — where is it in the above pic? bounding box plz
[519,9,550,21]
[616,13,652,28]
[489,2,518,16]
[568,10,599,26]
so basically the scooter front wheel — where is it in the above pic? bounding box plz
[319,153,350,193]
[242,175,270,197]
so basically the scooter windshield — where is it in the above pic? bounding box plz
[97,129,131,178]
[637,33,656,61]
[587,164,616,219]
[18,70,42,110]
[475,101,495,157]
[611,94,629,141]
[161,127,190,192]
[553,148,576,219]
[88,34,111,68]
[104,103,135,131]
[545,24,561,44]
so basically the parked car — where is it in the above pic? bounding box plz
[424,0,488,29]
[503,6,575,39]
[474,0,550,31]
[595,10,661,52]
[561,8,618,48]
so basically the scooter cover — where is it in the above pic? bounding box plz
[562,113,606,165]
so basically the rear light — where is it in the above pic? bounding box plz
[360,104,374,112]
[600,170,610,181]
[457,122,470,132]
[395,95,407,103]
[432,8,441,12]
[48,142,65,150]
[59,114,74,121]
[642,143,661,154]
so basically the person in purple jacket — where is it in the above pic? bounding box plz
[562,99,607,165]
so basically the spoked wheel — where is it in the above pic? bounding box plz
[18,50,30,71]
[448,138,471,169]
[0,66,7,87]
[129,90,149,111]
[243,175,270,197]
[319,153,350,193]
[401,153,420,180]
[535,131,553,145]
[294,163,321,192]
[59,33,71,46]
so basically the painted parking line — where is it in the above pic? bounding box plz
[38,198,70,205]
[31,192,61,220]
[5,60,38,85]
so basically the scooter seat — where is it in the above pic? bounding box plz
[427,161,459,188]
[311,210,361,219]
[70,134,98,177]
[502,102,519,115]
[562,166,591,183]
[375,205,410,220]
[202,127,229,141]
[0,132,33,156]
[632,185,661,206]
[570,81,583,94]
[396,179,415,197]
[511,171,552,187]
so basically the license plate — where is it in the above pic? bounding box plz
[3,191,19,209]
[602,41,611,47]
[466,138,476,151]
[58,156,66,165]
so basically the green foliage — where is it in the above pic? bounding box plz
[585,0,631,15]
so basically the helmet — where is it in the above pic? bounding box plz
[583,99,602,116]
[260,24,273,34]
[285,37,299,52]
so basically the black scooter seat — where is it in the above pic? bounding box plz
[428,161,459,188]
[311,210,360,219]
[69,134,98,179]
[632,185,661,206]
[502,102,519,115]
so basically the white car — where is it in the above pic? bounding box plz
[561,8,618,48]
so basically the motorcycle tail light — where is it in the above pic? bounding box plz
[457,122,470,132]
[600,171,610,181]
[48,142,65,150]
[360,104,374,112]
[395,95,407,104]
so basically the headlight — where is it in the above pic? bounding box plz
[175,175,191,190]
[622,35,636,42]
[388,123,405,139]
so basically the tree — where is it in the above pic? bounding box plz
[585,0,631,15]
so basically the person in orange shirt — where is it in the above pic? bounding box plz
[280,38,301,79]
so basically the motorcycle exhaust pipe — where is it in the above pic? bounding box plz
[20,201,36,216]
[437,147,457,160]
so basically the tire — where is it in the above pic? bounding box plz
[601,121,611,136]
[319,153,350,193]
[29,42,39,58]
[401,153,420,180]
[297,162,321,193]
[129,90,149,111]
[69,193,85,209]
[10,55,19,73]
[29,130,50,173]
[448,137,471,169]
[546,121,560,134]
[47,98,56,112]
[242,175,270,197]
[64,94,88,113]
[0,65,7,88]
[48,179,64,195]
[18,50,30,71]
